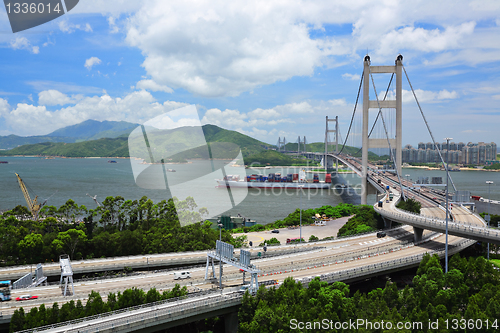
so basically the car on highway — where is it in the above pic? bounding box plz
[16,295,38,301]
[238,284,251,293]
[376,231,386,238]
[271,229,279,234]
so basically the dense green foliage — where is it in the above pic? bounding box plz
[239,254,500,332]
[480,213,500,226]
[244,150,315,166]
[484,163,500,170]
[10,285,187,332]
[396,197,422,214]
[0,196,245,265]
[337,205,384,237]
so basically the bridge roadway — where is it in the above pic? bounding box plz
[326,153,498,243]
[1,194,475,330]
[7,209,474,332]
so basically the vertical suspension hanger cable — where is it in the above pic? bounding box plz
[402,65,457,192]
[339,71,364,155]
[370,70,406,201]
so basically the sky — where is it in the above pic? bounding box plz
[0,0,499,147]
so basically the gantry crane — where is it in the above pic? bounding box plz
[15,173,46,221]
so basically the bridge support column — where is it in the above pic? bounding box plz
[383,217,392,229]
[413,227,424,243]
[225,311,239,333]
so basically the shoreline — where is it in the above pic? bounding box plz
[403,165,500,172]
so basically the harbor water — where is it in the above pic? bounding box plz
[0,156,498,224]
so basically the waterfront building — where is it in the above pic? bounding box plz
[402,141,496,165]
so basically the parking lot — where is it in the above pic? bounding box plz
[234,215,354,246]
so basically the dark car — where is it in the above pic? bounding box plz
[16,295,38,301]
[271,229,279,234]
[376,231,386,238]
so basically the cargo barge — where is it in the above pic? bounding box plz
[216,171,331,189]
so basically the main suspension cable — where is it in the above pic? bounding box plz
[402,65,457,192]
[339,70,363,155]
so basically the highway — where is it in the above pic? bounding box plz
[0,153,490,330]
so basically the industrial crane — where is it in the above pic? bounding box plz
[86,193,101,207]
[15,173,47,221]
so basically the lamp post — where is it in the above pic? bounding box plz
[486,181,493,260]
[299,185,304,243]
[444,137,452,273]
[218,222,223,290]
[405,174,410,197]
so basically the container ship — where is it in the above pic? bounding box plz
[216,170,331,189]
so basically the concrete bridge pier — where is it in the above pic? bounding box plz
[225,311,239,333]
[383,217,392,229]
[413,227,424,242]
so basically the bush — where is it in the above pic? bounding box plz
[259,237,280,246]
[396,197,421,214]
[308,235,319,242]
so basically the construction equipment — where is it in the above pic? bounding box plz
[86,193,101,207]
[15,173,47,221]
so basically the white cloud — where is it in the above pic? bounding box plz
[108,16,120,33]
[402,89,459,103]
[342,73,361,81]
[85,57,102,70]
[38,90,83,106]
[136,79,173,93]
[10,37,39,54]
[125,0,337,97]
[0,91,190,136]
[200,99,351,142]
[59,20,93,33]
[0,98,10,117]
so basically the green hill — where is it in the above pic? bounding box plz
[0,138,129,157]
[0,120,138,149]
[0,125,273,160]
[282,142,380,160]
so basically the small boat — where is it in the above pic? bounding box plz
[108,160,117,163]
[166,168,176,172]
[0,161,8,164]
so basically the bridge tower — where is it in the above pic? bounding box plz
[297,136,301,157]
[361,55,403,205]
[324,116,339,171]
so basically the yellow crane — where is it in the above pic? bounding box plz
[15,173,46,221]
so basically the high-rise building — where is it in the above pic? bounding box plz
[403,141,496,165]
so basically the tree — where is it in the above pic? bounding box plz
[9,307,26,333]
[52,229,87,259]
[18,233,44,264]
[85,291,109,316]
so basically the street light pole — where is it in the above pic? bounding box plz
[444,137,452,273]
[486,181,493,260]
[218,222,223,290]
[299,185,303,243]
[405,174,410,197]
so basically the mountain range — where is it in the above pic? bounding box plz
[0,120,138,150]
[0,120,372,164]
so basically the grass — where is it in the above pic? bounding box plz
[491,259,500,268]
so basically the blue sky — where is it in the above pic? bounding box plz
[0,0,499,148]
